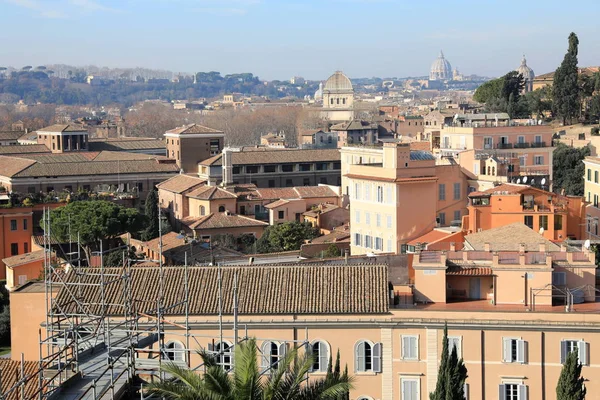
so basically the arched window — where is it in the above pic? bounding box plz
[354,340,382,373]
[310,340,329,372]
[336,98,340,105]
[165,341,185,362]
[200,205,206,216]
[342,98,346,105]
[261,341,286,372]
[492,166,496,175]
[330,98,334,105]
[218,205,225,212]
[357,397,374,400]
[213,341,232,371]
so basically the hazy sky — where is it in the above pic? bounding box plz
[1,0,599,81]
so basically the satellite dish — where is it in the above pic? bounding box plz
[584,239,591,249]
[516,178,521,184]
[541,178,546,185]
[539,227,544,235]
[530,179,535,185]
[522,177,528,183]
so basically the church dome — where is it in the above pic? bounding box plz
[323,71,353,91]
[314,82,323,100]
[430,51,452,81]
[516,55,535,82]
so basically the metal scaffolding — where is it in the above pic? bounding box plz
[1,206,309,400]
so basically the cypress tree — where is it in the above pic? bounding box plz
[553,32,580,125]
[556,351,586,400]
[141,189,160,241]
[430,323,468,400]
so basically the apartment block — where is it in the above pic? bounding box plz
[583,156,600,239]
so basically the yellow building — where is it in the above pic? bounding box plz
[583,156,600,239]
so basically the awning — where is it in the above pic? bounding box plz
[446,267,493,276]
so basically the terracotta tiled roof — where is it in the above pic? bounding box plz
[0,360,39,400]
[264,199,291,209]
[303,204,341,218]
[88,138,166,151]
[54,264,389,315]
[37,124,87,132]
[187,185,237,200]
[10,159,179,178]
[20,152,100,163]
[309,229,351,244]
[300,129,326,137]
[446,266,493,276]
[199,149,340,166]
[156,174,206,194]
[92,151,169,162]
[330,119,377,131]
[166,124,223,135]
[408,229,454,246]
[0,156,37,177]
[464,222,560,252]
[0,131,25,141]
[256,186,338,201]
[181,213,268,230]
[3,250,45,268]
[0,144,49,155]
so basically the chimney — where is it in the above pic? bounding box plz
[449,242,456,251]
[484,242,490,252]
[519,243,526,254]
[539,243,547,253]
[222,147,233,187]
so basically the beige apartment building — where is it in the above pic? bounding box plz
[164,124,225,173]
[439,124,554,191]
[341,143,468,255]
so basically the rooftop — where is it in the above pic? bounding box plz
[464,222,560,252]
[156,174,206,194]
[180,212,269,230]
[2,249,45,268]
[54,264,389,315]
[187,185,237,200]
[165,124,224,135]
[37,124,88,133]
[199,148,340,167]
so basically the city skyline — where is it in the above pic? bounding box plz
[2,0,600,81]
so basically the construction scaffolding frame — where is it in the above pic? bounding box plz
[1,206,312,400]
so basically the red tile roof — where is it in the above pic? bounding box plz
[181,213,268,230]
[166,124,223,135]
[187,185,237,200]
[446,267,493,276]
[156,174,206,194]
[408,230,454,246]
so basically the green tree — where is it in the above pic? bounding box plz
[48,200,146,264]
[0,283,10,345]
[553,143,591,196]
[553,33,580,125]
[103,247,137,267]
[145,338,352,400]
[141,189,159,241]
[323,244,341,258]
[556,351,586,400]
[430,324,468,400]
[256,221,319,253]
[525,87,552,120]
[473,77,504,104]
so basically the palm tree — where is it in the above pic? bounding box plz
[145,338,352,400]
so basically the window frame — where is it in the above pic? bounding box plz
[400,377,420,400]
[309,340,330,373]
[401,335,419,361]
[502,337,526,364]
[354,340,381,373]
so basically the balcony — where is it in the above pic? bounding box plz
[496,143,513,149]
[531,141,546,148]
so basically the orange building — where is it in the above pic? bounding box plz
[0,208,34,280]
[466,183,586,240]
[3,250,46,291]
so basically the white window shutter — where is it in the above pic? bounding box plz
[578,340,588,365]
[517,340,526,364]
[518,384,528,400]
[355,341,365,372]
[402,336,408,359]
[560,340,568,364]
[499,384,506,400]
[502,338,511,362]
[278,342,287,362]
[372,342,382,373]
[414,336,419,360]
[260,341,270,371]
[319,341,328,372]
[463,383,469,400]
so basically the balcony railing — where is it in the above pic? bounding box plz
[531,141,546,148]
